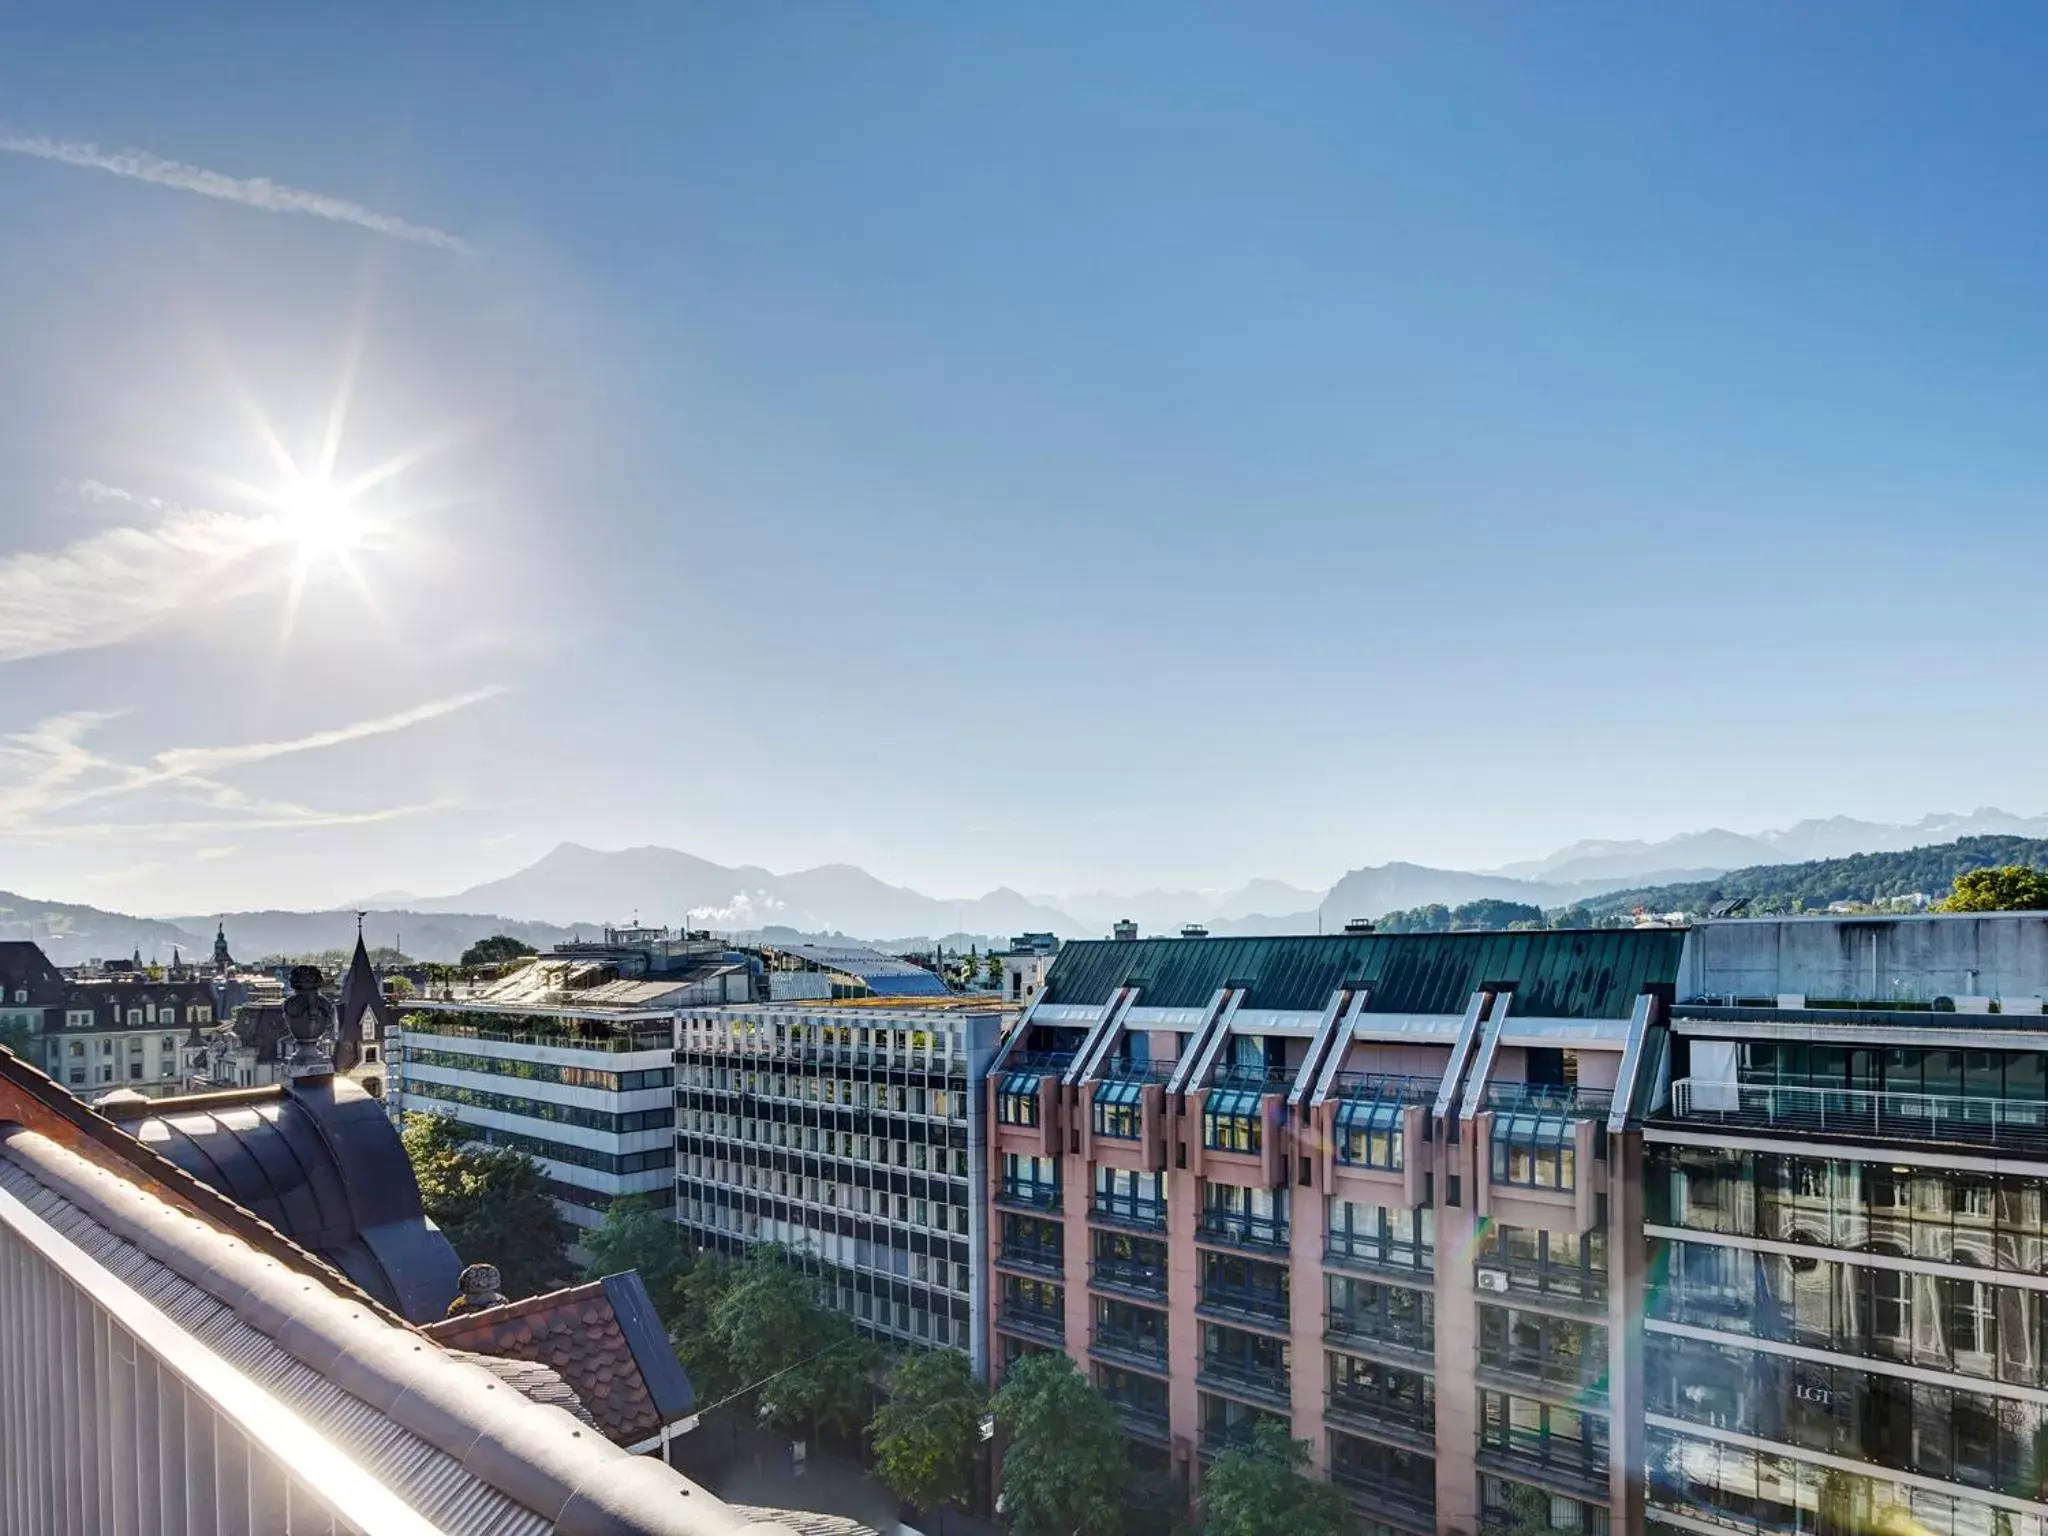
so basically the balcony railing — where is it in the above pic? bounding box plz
[1483,1082,1615,1117]
[1197,1284,1290,1331]
[1477,1439,1612,1504]
[1106,1396,1171,1444]
[1001,1050,1076,1077]
[1196,1209,1289,1254]
[1325,1231,1434,1281]
[998,1241,1064,1279]
[996,1180,1062,1213]
[1197,1356,1291,1411]
[1326,1390,1435,1445]
[1211,1062,1296,1092]
[1096,1057,1177,1085]
[1667,1077,2048,1153]
[1478,1346,1609,1403]
[997,1303,1066,1347]
[1326,1308,1435,1359]
[1090,1325,1169,1372]
[1091,1195,1168,1233]
[1329,1464,1437,1529]
[1090,1258,1169,1300]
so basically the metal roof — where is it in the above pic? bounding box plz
[769,945,951,997]
[0,1125,798,1536]
[1038,929,1683,1016]
[116,1076,462,1324]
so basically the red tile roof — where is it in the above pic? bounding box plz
[423,1277,680,1445]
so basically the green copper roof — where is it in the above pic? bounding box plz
[1039,929,1682,1017]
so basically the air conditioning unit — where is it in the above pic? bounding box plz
[1476,1268,1510,1294]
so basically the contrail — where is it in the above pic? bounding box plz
[0,131,468,251]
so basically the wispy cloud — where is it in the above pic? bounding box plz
[155,687,506,776]
[0,496,282,664]
[0,131,468,251]
[0,690,505,843]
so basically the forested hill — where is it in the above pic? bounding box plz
[1560,836,2048,922]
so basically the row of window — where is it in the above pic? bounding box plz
[410,1011,672,1053]
[1656,1236,2048,1388]
[679,1158,968,1236]
[463,1124,671,1175]
[404,1078,673,1134]
[1740,1042,2048,1102]
[679,1062,966,1120]
[406,1046,671,1092]
[677,1017,967,1063]
[56,1003,212,1028]
[679,1210,972,1342]
[1650,1143,2048,1275]
[1649,1424,2041,1536]
[682,1112,970,1175]
[1652,1330,2048,1503]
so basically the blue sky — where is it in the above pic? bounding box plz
[2,4,2045,915]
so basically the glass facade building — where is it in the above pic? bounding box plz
[1645,913,2048,1536]
[674,1003,1005,1366]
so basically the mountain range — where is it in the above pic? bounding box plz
[7,807,2044,967]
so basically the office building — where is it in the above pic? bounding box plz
[393,929,751,1232]
[986,926,1684,1535]
[1643,912,2048,1536]
[673,999,1008,1368]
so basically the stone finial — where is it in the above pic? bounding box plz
[446,1262,507,1317]
[281,964,336,1078]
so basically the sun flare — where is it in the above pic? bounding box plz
[272,471,367,562]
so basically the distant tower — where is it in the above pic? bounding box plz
[213,922,233,973]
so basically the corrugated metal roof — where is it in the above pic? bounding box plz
[1039,930,1682,1017]
[772,945,951,997]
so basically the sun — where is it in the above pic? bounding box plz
[272,470,368,562]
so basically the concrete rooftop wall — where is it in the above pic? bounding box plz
[1679,914,2048,1005]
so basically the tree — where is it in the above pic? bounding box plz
[984,952,1006,987]
[583,1195,694,1331]
[1487,1478,1562,1535]
[1201,1419,1349,1536]
[872,1348,989,1516]
[1940,865,2048,913]
[459,934,538,968]
[991,1352,1128,1536]
[705,1246,873,1433]
[402,1112,574,1301]
[0,1018,33,1059]
[385,975,416,1000]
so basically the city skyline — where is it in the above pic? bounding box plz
[7,7,2048,917]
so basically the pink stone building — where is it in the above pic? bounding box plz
[987,926,1683,1536]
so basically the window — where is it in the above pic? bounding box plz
[1330,1352,1433,1433]
[1334,1098,1404,1169]
[1092,1080,1143,1140]
[1095,1167,1167,1228]
[1479,1306,1608,1396]
[1329,1199,1435,1272]
[1203,1088,1263,1153]
[126,1009,143,1027]
[66,1011,92,1029]
[1491,1111,1577,1190]
[1202,1182,1287,1248]
[997,1071,1042,1127]
[1481,1391,1608,1478]
[1477,1223,1606,1301]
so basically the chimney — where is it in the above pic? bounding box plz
[1112,919,1139,943]
[1343,918,1377,935]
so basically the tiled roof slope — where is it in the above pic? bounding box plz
[425,1271,695,1446]
[1040,928,1685,1015]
